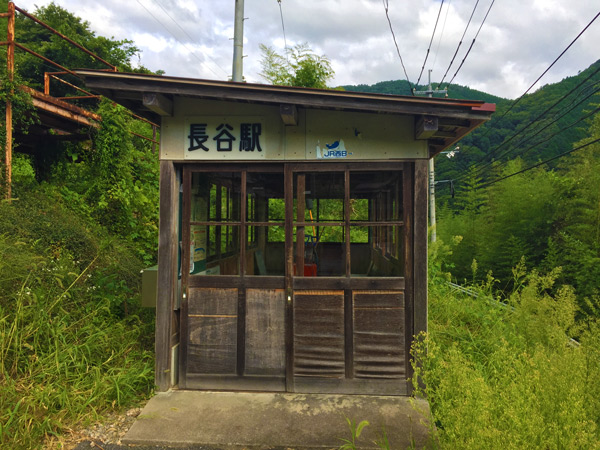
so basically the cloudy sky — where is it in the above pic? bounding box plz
[15,0,600,99]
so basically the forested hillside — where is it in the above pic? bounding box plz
[344,61,600,311]
[341,79,507,104]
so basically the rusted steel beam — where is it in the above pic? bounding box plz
[5,1,15,200]
[14,42,80,78]
[22,85,102,121]
[56,95,101,100]
[13,3,117,71]
[129,111,160,129]
[130,131,159,145]
[30,96,99,128]
[48,74,96,97]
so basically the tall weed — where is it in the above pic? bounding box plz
[412,268,600,449]
[0,234,154,449]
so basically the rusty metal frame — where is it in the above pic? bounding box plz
[1,2,161,198]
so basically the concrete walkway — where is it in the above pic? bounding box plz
[123,390,433,449]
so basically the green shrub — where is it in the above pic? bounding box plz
[412,269,600,449]
[0,234,154,449]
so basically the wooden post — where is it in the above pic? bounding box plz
[152,125,157,154]
[156,160,179,391]
[284,164,294,392]
[295,174,305,277]
[413,160,428,337]
[4,2,15,200]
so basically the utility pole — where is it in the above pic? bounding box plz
[232,0,244,82]
[413,70,446,243]
[428,158,436,242]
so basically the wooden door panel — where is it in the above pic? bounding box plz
[187,288,238,375]
[353,291,405,379]
[293,290,345,377]
[245,289,285,376]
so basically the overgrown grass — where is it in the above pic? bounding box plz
[411,263,600,449]
[0,186,155,449]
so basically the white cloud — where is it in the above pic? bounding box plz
[14,0,600,99]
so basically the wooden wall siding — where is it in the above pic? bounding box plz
[293,290,345,377]
[245,289,285,376]
[353,291,405,379]
[187,288,238,374]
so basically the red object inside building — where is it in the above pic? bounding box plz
[293,263,317,276]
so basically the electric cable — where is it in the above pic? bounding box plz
[136,0,228,79]
[382,0,413,94]
[150,0,229,77]
[277,0,289,64]
[463,80,600,180]
[475,136,600,190]
[481,102,600,176]
[416,0,445,87]
[444,0,495,88]
[457,63,600,180]
[439,0,480,87]
[431,0,452,75]
[475,10,600,130]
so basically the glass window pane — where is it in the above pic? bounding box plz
[351,225,403,277]
[191,224,240,275]
[246,226,285,276]
[192,172,241,222]
[295,172,345,222]
[247,172,284,223]
[349,198,369,221]
[350,171,402,222]
[295,226,344,277]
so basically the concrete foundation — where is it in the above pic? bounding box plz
[123,390,433,449]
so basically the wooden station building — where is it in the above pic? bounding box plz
[79,70,494,396]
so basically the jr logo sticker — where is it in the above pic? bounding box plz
[316,139,353,159]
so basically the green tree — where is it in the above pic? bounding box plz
[259,42,334,89]
[544,112,600,304]
[45,98,159,264]
[10,2,153,97]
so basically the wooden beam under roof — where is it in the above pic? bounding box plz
[279,104,298,126]
[144,93,173,117]
[415,115,438,140]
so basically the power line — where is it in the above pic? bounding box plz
[136,0,228,79]
[464,80,600,180]
[444,0,495,88]
[382,0,413,94]
[453,10,600,180]
[475,136,600,190]
[458,62,600,181]
[277,0,289,64]
[151,0,229,77]
[431,0,452,76]
[486,103,600,173]
[416,0,445,87]
[479,10,600,126]
[439,0,480,87]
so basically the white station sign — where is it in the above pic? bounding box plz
[184,116,266,160]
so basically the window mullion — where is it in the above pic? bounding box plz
[240,170,247,277]
[344,170,350,277]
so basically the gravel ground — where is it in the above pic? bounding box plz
[43,408,253,450]
[44,407,143,450]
